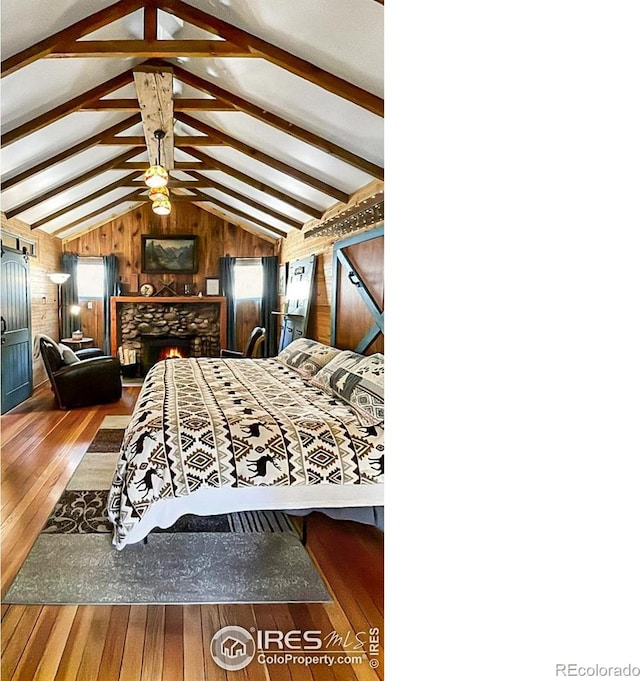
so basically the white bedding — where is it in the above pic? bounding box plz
[107,357,384,548]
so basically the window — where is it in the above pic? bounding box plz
[234,259,263,300]
[77,258,104,299]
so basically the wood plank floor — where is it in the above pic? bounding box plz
[0,384,384,681]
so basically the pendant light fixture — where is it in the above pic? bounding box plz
[143,129,172,215]
[148,184,170,202]
[143,129,169,189]
[152,196,172,216]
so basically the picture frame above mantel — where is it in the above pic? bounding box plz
[141,235,198,274]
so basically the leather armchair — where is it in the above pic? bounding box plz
[40,337,122,409]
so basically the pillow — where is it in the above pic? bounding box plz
[58,343,80,365]
[312,351,384,425]
[276,338,342,377]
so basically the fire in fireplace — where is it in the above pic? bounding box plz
[159,346,185,361]
[141,334,195,374]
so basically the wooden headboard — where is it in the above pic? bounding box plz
[330,225,384,355]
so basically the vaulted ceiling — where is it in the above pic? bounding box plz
[0,0,384,242]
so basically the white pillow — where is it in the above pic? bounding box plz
[58,344,80,365]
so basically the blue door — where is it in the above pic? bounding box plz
[1,248,33,413]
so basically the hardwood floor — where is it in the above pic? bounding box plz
[1,384,384,680]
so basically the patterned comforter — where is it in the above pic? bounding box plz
[107,357,384,548]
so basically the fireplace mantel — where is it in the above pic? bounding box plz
[110,296,227,357]
[112,296,226,304]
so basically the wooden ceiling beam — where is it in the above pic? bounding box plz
[1,70,133,148]
[158,0,383,116]
[0,115,140,190]
[30,172,142,229]
[125,179,207,188]
[3,148,144,220]
[184,171,304,230]
[144,2,158,42]
[99,136,224,146]
[116,161,207,170]
[49,191,145,237]
[133,66,174,169]
[176,112,350,202]
[48,40,255,59]
[174,191,289,238]
[171,63,383,180]
[180,146,324,219]
[79,99,234,112]
[0,0,146,77]
[126,189,291,237]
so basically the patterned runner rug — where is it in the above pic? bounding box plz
[4,416,331,605]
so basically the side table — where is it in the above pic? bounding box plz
[61,337,95,350]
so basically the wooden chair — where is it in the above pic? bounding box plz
[220,326,266,358]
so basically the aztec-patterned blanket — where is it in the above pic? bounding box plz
[107,357,384,548]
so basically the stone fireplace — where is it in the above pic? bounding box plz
[110,296,227,375]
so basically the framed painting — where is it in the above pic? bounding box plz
[141,235,198,274]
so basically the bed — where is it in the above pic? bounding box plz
[106,338,384,548]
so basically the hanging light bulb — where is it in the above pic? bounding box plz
[149,184,170,202]
[144,130,169,189]
[152,197,172,216]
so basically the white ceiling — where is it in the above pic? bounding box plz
[0,0,384,241]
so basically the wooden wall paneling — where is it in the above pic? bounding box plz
[63,202,276,351]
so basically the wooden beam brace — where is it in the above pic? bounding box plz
[125,179,207,188]
[79,98,234,112]
[4,147,144,220]
[176,112,350,202]
[180,146,324,219]
[158,0,383,116]
[144,3,158,42]
[30,172,141,229]
[99,135,223,146]
[1,70,133,148]
[0,115,140,190]
[172,63,384,180]
[0,0,147,77]
[116,161,205,170]
[48,40,255,59]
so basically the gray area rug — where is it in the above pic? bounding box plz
[4,416,331,605]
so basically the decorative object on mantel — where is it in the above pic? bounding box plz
[304,192,384,240]
[205,278,220,296]
[154,279,178,296]
[140,283,155,297]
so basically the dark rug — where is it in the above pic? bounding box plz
[4,416,331,605]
